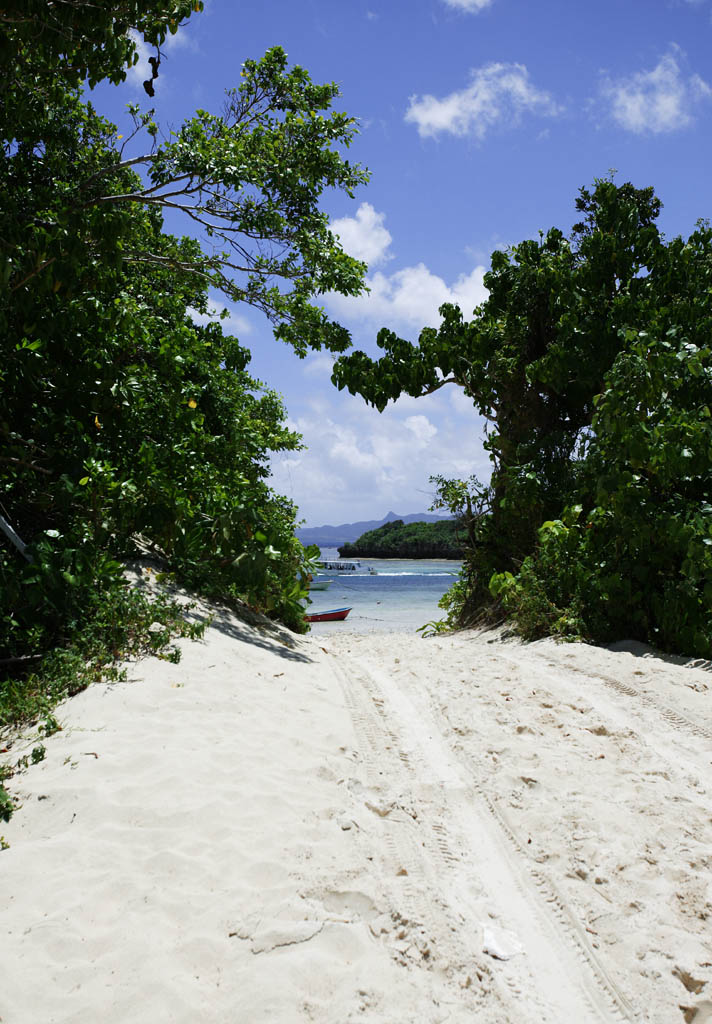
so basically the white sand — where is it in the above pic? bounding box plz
[2,601,712,1023]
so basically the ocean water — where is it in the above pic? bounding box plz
[305,547,461,635]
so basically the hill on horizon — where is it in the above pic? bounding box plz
[295,510,448,548]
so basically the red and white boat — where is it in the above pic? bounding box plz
[304,606,352,623]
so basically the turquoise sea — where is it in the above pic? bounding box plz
[306,547,461,635]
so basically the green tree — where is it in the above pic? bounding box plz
[333,181,712,656]
[3,44,368,355]
[1,1,203,90]
[1,7,370,677]
[504,221,712,655]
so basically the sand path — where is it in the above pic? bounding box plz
[1,603,711,1022]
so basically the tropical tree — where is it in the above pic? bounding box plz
[333,181,712,656]
[1,5,370,683]
[2,38,368,353]
[0,0,203,89]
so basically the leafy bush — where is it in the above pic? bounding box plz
[335,178,712,657]
[1,8,369,704]
[496,224,712,657]
[0,580,206,820]
[0,582,206,730]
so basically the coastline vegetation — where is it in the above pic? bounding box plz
[338,519,462,559]
[3,5,711,817]
[0,2,369,815]
[334,181,712,658]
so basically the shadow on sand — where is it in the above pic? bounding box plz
[604,638,711,674]
[201,604,314,665]
[124,560,315,666]
[460,624,711,674]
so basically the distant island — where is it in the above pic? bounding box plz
[338,519,462,559]
[295,510,449,549]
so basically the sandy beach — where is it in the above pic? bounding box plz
[2,598,711,1023]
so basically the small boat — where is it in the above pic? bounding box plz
[308,579,333,591]
[317,560,361,572]
[304,606,352,623]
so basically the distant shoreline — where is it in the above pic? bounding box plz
[338,518,462,560]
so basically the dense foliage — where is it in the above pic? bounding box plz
[1,1,204,90]
[338,519,462,559]
[0,4,370,742]
[334,181,712,657]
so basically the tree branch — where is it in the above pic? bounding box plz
[421,377,459,396]
[10,256,56,291]
[0,455,52,476]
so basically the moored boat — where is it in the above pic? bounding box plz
[317,560,361,572]
[304,606,352,623]
[308,579,333,591]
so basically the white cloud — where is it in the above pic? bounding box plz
[163,25,197,52]
[330,203,393,266]
[302,353,336,378]
[442,0,494,11]
[126,29,153,89]
[277,210,493,524]
[449,387,476,416]
[601,48,712,134]
[269,397,489,525]
[189,300,252,337]
[406,62,561,140]
[405,414,438,444]
[327,262,487,330]
[449,266,490,315]
[125,26,195,93]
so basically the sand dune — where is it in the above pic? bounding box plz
[2,601,711,1022]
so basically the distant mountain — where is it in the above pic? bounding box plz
[295,511,448,549]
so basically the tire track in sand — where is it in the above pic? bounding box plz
[331,656,503,1022]
[493,642,712,742]
[328,649,637,1024]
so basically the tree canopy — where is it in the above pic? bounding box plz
[3,27,368,354]
[1,5,370,692]
[1,1,202,90]
[334,180,712,657]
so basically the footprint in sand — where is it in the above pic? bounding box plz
[320,889,380,922]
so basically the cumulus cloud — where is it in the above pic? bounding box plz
[327,262,487,330]
[269,396,489,525]
[279,211,493,523]
[162,24,197,52]
[600,48,712,134]
[406,62,561,139]
[330,203,393,266]
[442,0,494,10]
[405,414,438,444]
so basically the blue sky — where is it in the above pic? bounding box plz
[93,0,712,526]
